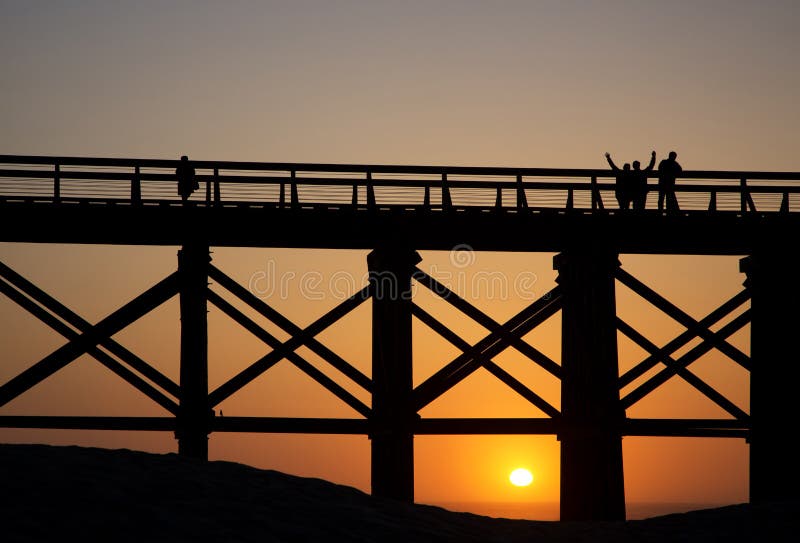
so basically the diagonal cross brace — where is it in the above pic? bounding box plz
[412,303,560,418]
[0,278,179,414]
[208,264,371,392]
[413,268,561,378]
[619,289,750,387]
[0,272,180,408]
[620,310,751,418]
[0,260,180,398]
[207,290,370,418]
[616,267,750,370]
[617,316,749,420]
[414,288,562,411]
[208,284,371,407]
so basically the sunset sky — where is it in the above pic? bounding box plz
[1,1,798,519]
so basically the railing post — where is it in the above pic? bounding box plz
[441,172,452,210]
[565,188,574,211]
[740,178,756,212]
[352,181,359,206]
[368,246,421,503]
[53,163,61,203]
[495,186,502,210]
[213,168,221,206]
[516,175,528,210]
[708,190,717,212]
[290,170,299,209]
[366,171,376,209]
[555,247,625,521]
[131,166,141,205]
[740,253,800,503]
[176,242,211,460]
[780,191,789,213]
[590,176,604,211]
[205,169,212,204]
[423,184,430,209]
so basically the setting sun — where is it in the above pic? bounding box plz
[509,468,534,487]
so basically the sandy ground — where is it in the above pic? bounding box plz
[0,443,794,542]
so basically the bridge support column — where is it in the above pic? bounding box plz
[555,248,625,521]
[741,253,800,503]
[177,242,211,460]
[368,247,421,502]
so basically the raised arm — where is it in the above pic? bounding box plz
[645,151,656,171]
[605,152,619,171]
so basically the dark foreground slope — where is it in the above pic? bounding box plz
[0,444,794,542]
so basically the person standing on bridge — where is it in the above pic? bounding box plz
[605,152,633,210]
[176,155,198,202]
[630,151,656,211]
[657,151,682,212]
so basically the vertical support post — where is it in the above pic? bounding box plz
[555,247,625,521]
[177,242,211,461]
[740,252,800,503]
[367,246,421,503]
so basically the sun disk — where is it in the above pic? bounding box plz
[509,468,533,487]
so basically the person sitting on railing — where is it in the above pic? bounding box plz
[176,155,198,202]
[630,151,656,210]
[657,151,682,212]
[605,152,633,210]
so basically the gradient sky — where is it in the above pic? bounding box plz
[1,0,798,520]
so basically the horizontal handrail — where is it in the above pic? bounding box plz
[2,154,799,180]
[1,154,800,213]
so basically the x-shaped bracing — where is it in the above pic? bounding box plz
[206,265,372,417]
[0,261,181,413]
[615,267,751,421]
[411,269,562,417]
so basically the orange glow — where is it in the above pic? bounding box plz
[0,244,750,519]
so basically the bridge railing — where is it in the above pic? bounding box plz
[1,155,799,213]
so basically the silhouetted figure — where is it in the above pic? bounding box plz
[176,155,198,202]
[657,151,682,212]
[605,152,633,210]
[630,151,656,211]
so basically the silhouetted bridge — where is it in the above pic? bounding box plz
[1,154,799,521]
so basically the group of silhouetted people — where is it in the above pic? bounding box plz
[605,150,682,212]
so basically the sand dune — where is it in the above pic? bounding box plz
[0,443,794,542]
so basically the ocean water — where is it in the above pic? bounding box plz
[429,501,729,521]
